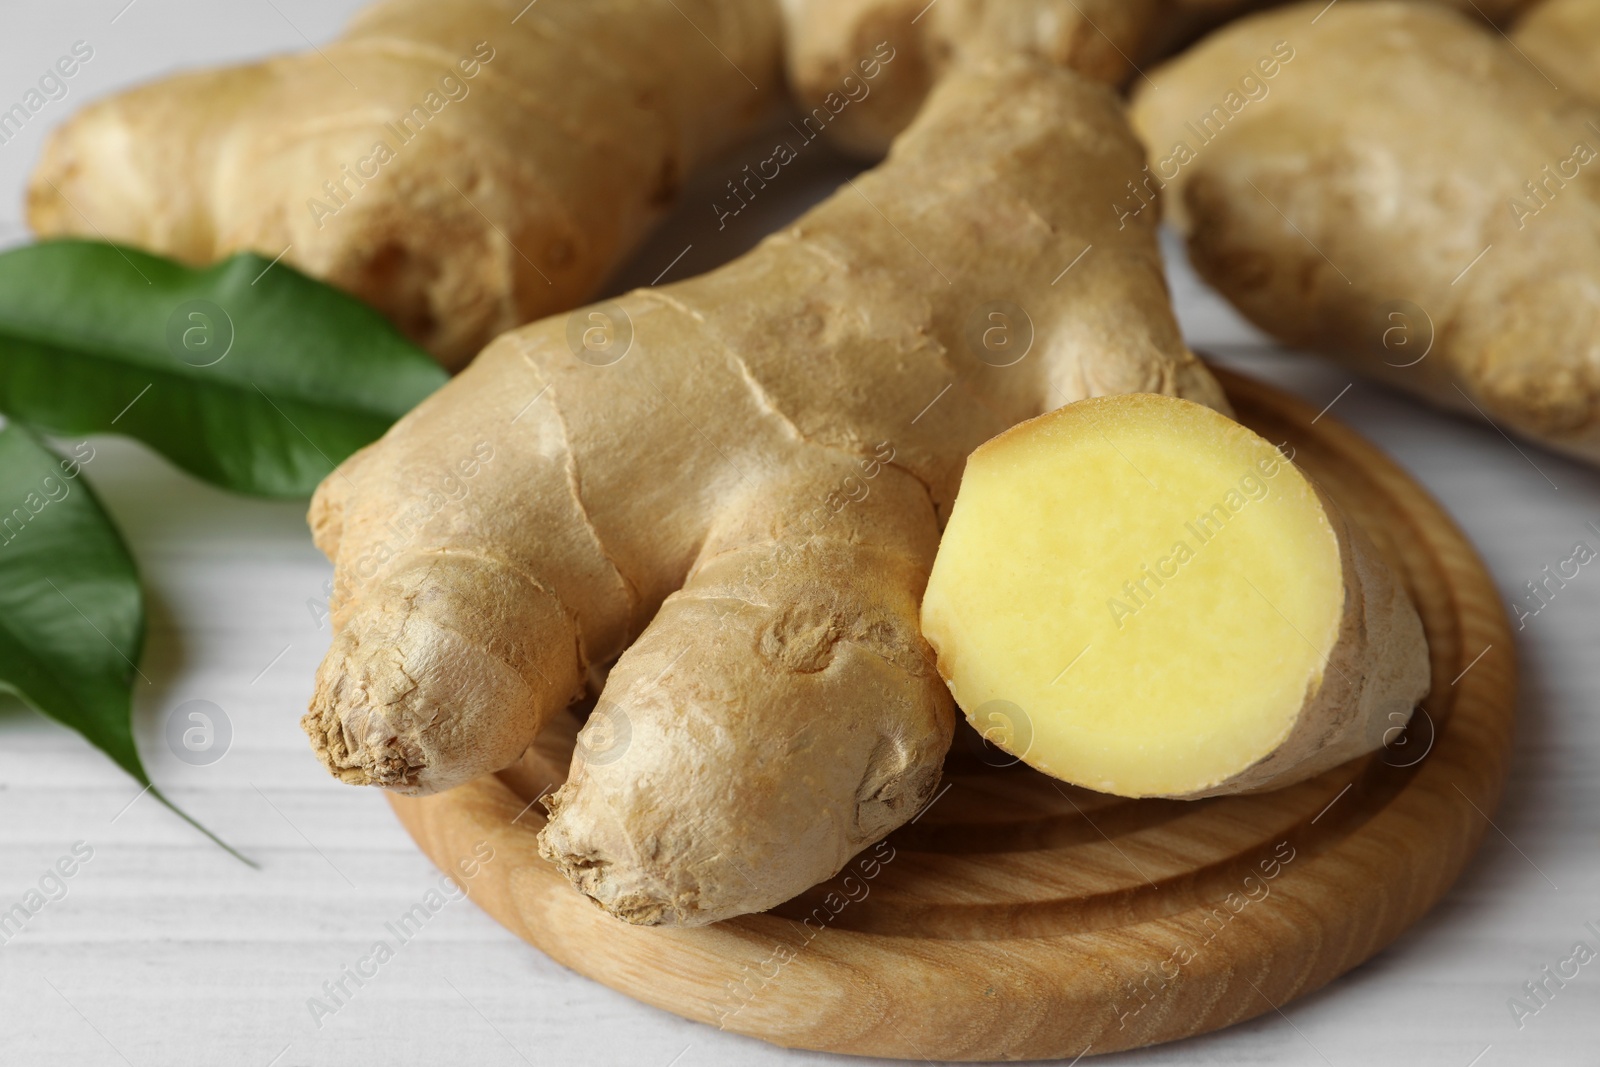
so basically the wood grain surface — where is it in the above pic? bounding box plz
[391,365,1516,1061]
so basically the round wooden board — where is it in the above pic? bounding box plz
[388,367,1516,1061]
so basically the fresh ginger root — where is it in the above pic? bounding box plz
[780,0,1164,157]
[303,57,1225,925]
[1130,1,1600,466]
[778,0,1279,158]
[27,0,780,369]
[777,0,1536,160]
[1515,0,1600,104]
[921,394,1429,798]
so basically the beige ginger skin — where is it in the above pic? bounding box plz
[1515,0,1600,105]
[27,0,781,369]
[1131,1,1600,466]
[776,0,1538,160]
[778,0,1298,158]
[780,0,1170,157]
[304,57,1225,926]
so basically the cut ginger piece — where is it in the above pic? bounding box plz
[921,393,1430,798]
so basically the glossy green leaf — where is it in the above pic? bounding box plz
[0,423,251,863]
[0,240,447,497]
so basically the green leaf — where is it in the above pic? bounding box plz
[0,240,447,498]
[0,423,252,864]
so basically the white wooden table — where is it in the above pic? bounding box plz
[1,4,1595,1065]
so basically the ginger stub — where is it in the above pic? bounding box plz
[921,394,1430,799]
[27,0,782,369]
[1130,1,1600,466]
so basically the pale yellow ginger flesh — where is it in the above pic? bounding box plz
[28,0,781,369]
[921,394,1431,799]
